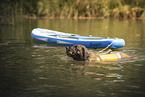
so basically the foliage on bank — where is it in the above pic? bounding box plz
[0,0,145,24]
[43,0,145,19]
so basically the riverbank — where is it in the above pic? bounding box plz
[0,0,145,25]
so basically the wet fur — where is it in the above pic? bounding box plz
[66,45,131,61]
[66,45,90,61]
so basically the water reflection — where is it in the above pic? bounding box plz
[36,19,145,47]
[31,43,145,85]
[67,61,124,81]
[23,30,145,97]
[0,18,145,97]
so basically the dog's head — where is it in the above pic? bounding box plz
[66,45,90,61]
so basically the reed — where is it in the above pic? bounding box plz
[43,0,144,19]
[0,1,24,24]
[0,0,144,23]
[0,2,14,24]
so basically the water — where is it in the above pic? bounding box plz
[0,19,145,97]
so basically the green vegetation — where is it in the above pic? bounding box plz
[37,0,145,19]
[0,0,145,24]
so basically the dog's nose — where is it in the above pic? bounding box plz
[69,52,72,54]
[68,52,74,55]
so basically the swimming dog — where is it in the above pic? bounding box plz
[66,45,131,62]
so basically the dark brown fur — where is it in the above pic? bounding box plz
[66,45,131,61]
[66,45,90,61]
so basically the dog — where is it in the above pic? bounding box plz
[66,45,131,62]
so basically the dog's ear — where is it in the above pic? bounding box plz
[66,46,69,50]
[66,46,71,51]
[82,47,90,61]
[66,46,72,56]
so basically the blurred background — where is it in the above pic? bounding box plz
[0,0,145,24]
[0,0,145,97]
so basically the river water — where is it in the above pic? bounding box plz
[0,19,145,97]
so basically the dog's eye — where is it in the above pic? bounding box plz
[72,52,75,54]
[77,51,80,54]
